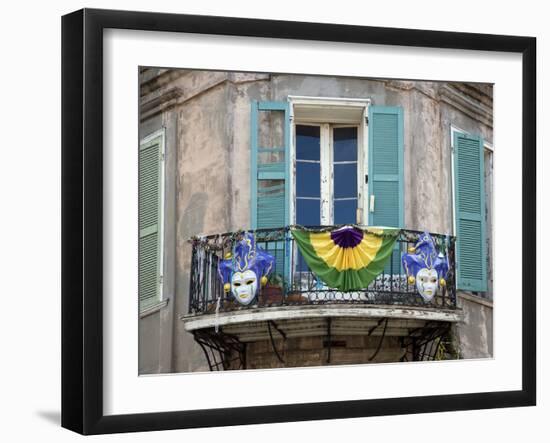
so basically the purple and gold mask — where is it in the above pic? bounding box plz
[401,232,449,302]
[218,232,274,305]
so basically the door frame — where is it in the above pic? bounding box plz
[288,96,371,227]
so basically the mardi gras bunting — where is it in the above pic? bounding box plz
[291,226,400,291]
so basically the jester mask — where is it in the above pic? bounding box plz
[401,232,449,302]
[218,232,275,305]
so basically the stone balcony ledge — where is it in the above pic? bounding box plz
[181,303,463,333]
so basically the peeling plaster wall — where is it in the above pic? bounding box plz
[139,69,494,373]
[173,81,234,373]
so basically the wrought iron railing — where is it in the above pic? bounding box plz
[188,227,456,315]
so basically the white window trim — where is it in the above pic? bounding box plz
[139,128,166,309]
[288,96,371,226]
[450,124,493,236]
[321,123,330,224]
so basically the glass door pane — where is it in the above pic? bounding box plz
[295,125,321,226]
[332,127,358,225]
[295,125,321,273]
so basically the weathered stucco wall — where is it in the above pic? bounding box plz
[139,69,494,373]
[456,294,493,358]
[138,311,161,373]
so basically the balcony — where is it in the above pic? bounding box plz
[187,227,456,312]
[182,226,461,370]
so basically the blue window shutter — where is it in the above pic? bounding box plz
[250,100,290,229]
[250,100,290,276]
[454,132,487,292]
[368,106,404,273]
[367,106,404,228]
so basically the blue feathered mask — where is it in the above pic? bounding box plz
[218,232,275,305]
[401,232,449,301]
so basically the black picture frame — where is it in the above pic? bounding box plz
[61,8,536,435]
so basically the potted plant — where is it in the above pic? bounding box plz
[259,273,309,306]
[259,273,285,305]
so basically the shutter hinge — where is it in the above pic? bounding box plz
[160,152,165,161]
[159,275,164,285]
[365,116,369,126]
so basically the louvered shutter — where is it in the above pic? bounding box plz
[454,132,487,291]
[250,101,290,276]
[139,135,163,311]
[368,106,404,273]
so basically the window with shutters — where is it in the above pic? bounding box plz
[451,127,489,293]
[139,129,165,313]
[250,98,404,275]
[250,99,404,229]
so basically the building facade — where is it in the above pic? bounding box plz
[138,69,493,373]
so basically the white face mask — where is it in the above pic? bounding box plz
[231,270,258,305]
[416,268,439,301]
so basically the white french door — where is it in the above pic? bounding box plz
[294,123,363,227]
